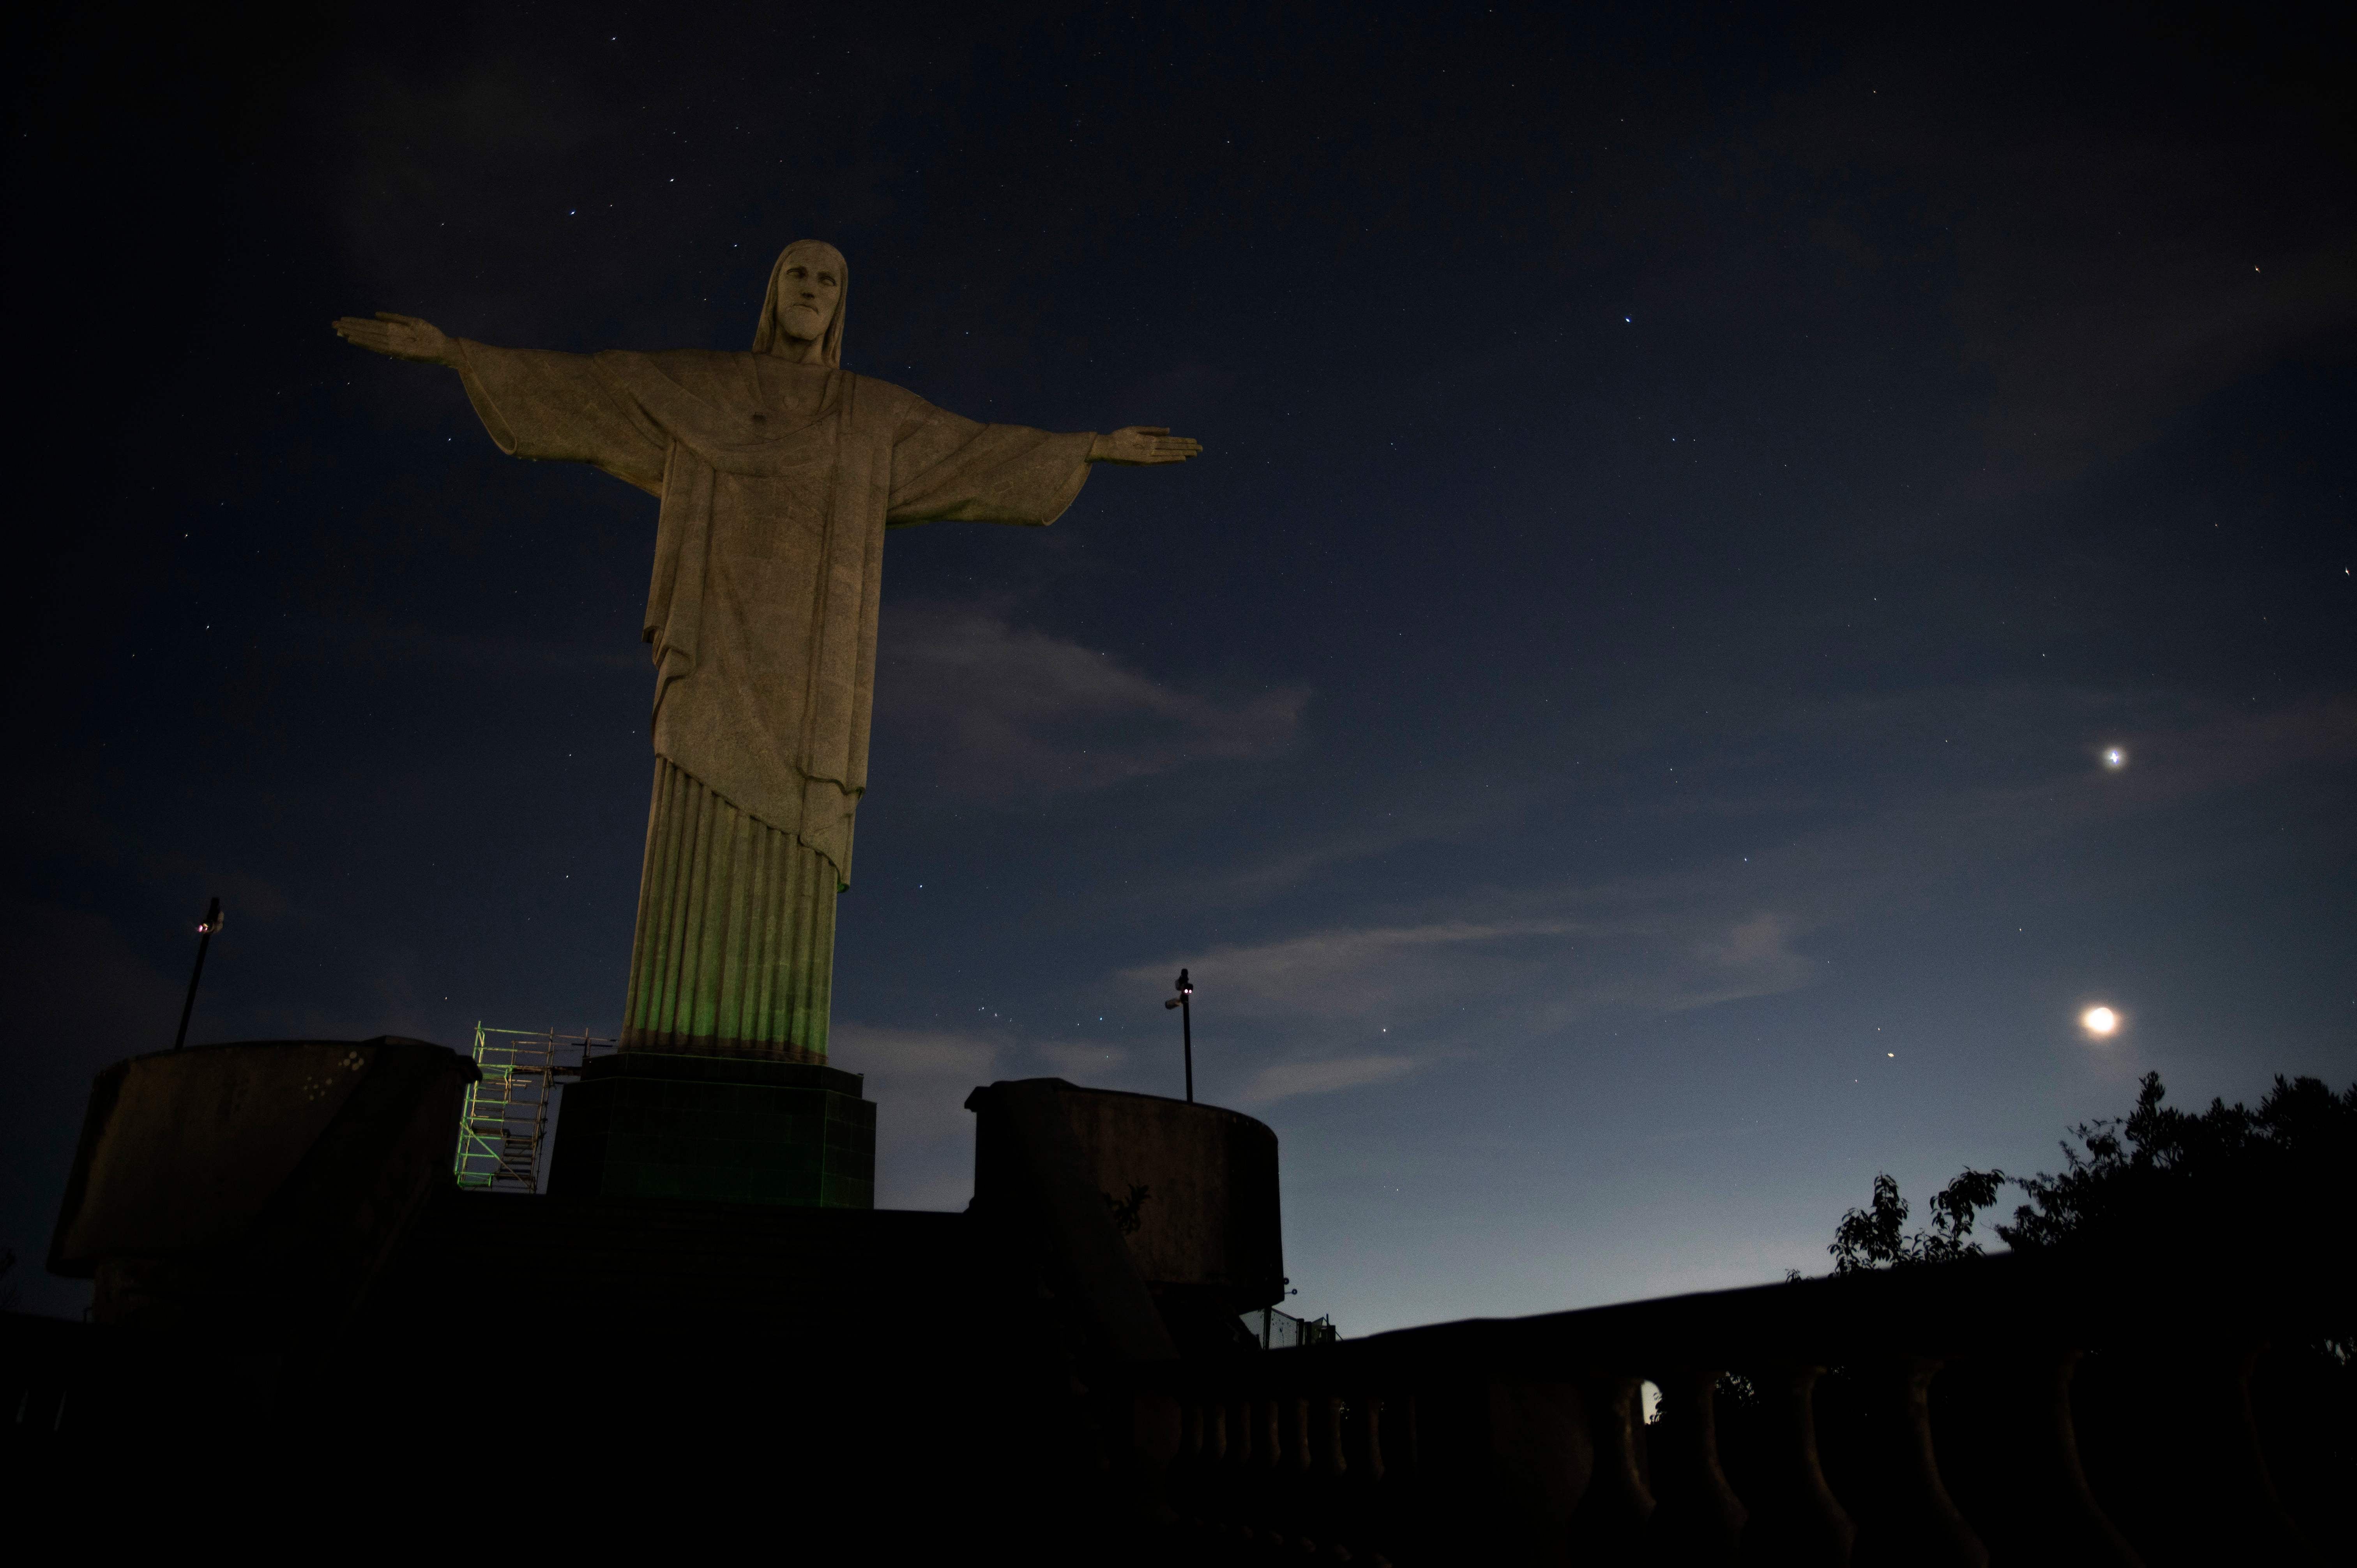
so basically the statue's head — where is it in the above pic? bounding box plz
[753,239,848,366]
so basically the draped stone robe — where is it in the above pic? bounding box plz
[454,343,1094,1059]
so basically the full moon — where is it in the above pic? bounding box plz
[2081,1005,2120,1037]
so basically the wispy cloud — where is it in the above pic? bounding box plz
[875,601,1308,799]
[1239,1054,1418,1105]
[1034,1040,1136,1077]
[1765,47,2357,494]
[1126,919,1586,1024]
[1105,691,2357,1097]
[293,613,645,679]
[827,1024,1001,1210]
[1122,906,1817,1038]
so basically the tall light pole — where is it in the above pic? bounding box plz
[1163,968,1194,1103]
[173,896,224,1052]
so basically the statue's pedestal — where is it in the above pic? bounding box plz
[548,1054,874,1208]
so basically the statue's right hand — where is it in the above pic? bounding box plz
[332,312,455,365]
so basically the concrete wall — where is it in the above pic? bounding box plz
[974,1079,1283,1312]
[48,1038,477,1329]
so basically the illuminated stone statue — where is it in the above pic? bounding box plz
[336,242,1198,1063]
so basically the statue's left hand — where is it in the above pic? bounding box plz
[1088,426,1202,465]
[332,312,456,366]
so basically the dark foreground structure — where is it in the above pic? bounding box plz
[7,1038,2350,1564]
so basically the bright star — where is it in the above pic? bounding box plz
[2103,747,2127,770]
[2081,1006,2119,1038]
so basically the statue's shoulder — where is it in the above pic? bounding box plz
[590,354,927,438]
[595,348,747,388]
[593,351,774,430]
[843,368,924,415]
[644,348,747,369]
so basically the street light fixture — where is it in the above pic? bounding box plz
[1163,967,1194,1103]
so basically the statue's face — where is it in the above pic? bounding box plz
[774,256,843,346]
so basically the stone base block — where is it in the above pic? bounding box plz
[548,1053,874,1208]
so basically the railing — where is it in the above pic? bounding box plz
[1105,1251,2347,1566]
[452,1024,616,1192]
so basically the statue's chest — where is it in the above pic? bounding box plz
[703,415,866,567]
[709,477,831,566]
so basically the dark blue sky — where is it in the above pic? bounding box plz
[7,3,2352,1327]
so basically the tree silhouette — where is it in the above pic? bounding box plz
[1815,1072,2356,1534]
[1998,1070,2357,1259]
[1829,1168,2008,1273]
[1822,1071,2357,1282]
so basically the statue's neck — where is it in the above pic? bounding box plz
[751,354,839,426]
[767,339,829,367]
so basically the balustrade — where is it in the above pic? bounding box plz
[1108,1252,2346,1565]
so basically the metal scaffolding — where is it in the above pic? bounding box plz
[452,1024,617,1193]
[1244,1306,1338,1349]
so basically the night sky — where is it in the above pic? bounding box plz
[7,4,2353,1328]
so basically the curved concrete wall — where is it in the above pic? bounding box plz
[48,1038,479,1329]
[973,1079,1283,1311]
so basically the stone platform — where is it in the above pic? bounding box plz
[546,1052,875,1207]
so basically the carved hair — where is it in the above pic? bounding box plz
[752,239,848,365]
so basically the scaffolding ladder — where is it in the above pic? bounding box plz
[452,1024,615,1192]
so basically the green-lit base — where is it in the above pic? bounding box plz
[548,1053,875,1208]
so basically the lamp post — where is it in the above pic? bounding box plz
[1163,968,1194,1103]
[173,896,224,1052]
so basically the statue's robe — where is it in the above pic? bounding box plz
[454,343,1094,1059]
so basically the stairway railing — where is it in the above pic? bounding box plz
[452,1025,615,1193]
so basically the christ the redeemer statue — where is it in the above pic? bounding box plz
[336,240,1198,1065]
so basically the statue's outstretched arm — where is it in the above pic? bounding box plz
[334,312,663,493]
[1087,426,1202,465]
[332,312,458,366]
